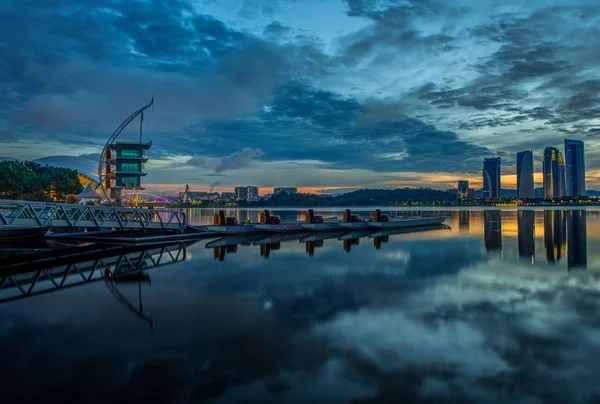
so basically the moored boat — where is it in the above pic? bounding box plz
[253,210,305,232]
[339,209,371,229]
[368,209,446,229]
[301,209,344,231]
[205,210,264,235]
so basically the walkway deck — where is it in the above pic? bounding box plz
[0,200,186,231]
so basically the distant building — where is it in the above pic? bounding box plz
[483,158,501,199]
[516,150,534,199]
[467,188,475,200]
[564,139,585,197]
[543,147,565,199]
[457,181,469,199]
[220,192,235,200]
[445,188,459,195]
[234,187,248,200]
[274,187,298,195]
[235,186,259,201]
[247,186,259,200]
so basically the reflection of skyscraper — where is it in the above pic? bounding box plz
[544,210,566,262]
[516,150,534,199]
[564,139,586,197]
[567,210,587,269]
[543,147,565,199]
[484,210,502,253]
[483,158,501,199]
[517,210,535,261]
[459,211,470,231]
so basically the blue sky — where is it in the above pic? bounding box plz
[2,0,600,194]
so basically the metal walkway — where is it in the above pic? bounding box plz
[0,200,186,231]
[0,242,190,304]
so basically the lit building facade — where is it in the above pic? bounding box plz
[235,186,259,200]
[483,157,501,199]
[104,141,151,203]
[516,150,534,199]
[542,147,565,199]
[274,187,298,195]
[457,181,469,199]
[564,139,585,197]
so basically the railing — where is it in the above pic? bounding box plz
[0,243,189,304]
[0,200,186,231]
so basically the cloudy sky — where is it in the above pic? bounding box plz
[2,0,600,194]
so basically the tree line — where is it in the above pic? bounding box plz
[238,188,458,207]
[0,160,82,201]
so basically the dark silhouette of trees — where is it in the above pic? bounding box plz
[0,161,82,201]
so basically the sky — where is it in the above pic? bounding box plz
[2,0,600,195]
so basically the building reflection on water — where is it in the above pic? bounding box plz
[567,210,587,269]
[484,210,502,254]
[517,211,535,262]
[544,210,566,263]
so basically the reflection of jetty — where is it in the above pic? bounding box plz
[0,242,190,304]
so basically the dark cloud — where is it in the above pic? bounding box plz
[179,83,492,173]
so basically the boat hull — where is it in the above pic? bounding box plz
[339,222,370,229]
[205,225,263,235]
[301,222,344,231]
[254,223,305,233]
[368,216,446,229]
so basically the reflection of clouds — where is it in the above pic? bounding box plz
[315,309,508,376]
[314,259,600,402]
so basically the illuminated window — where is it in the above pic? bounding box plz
[120,163,140,172]
[119,176,140,187]
[120,149,142,157]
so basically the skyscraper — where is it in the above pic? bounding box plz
[564,139,586,197]
[516,150,534,199]
[542,147,565,199]
[457,181,469,199]
[483,158,501,199]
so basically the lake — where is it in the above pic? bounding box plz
[1,208,599,403]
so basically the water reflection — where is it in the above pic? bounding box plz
[484,210,502,254]
[518,210,535,262]
[1,209,599,403]
[567,210,587,269]
[544,210,567,263]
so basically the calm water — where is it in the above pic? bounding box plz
[1,208,600,403]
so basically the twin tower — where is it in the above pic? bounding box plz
[483,139,585,199]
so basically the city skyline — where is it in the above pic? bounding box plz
[1,1,599,193]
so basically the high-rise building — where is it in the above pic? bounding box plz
[234,187,248,200]
[247,186,259,200]
[274,187,298,195]
[564,139,586,197]
[234,186,259,200]
[542,147,565,199]
[516,150,534,199]
[457,181,469,199]
[483,158,501,199]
